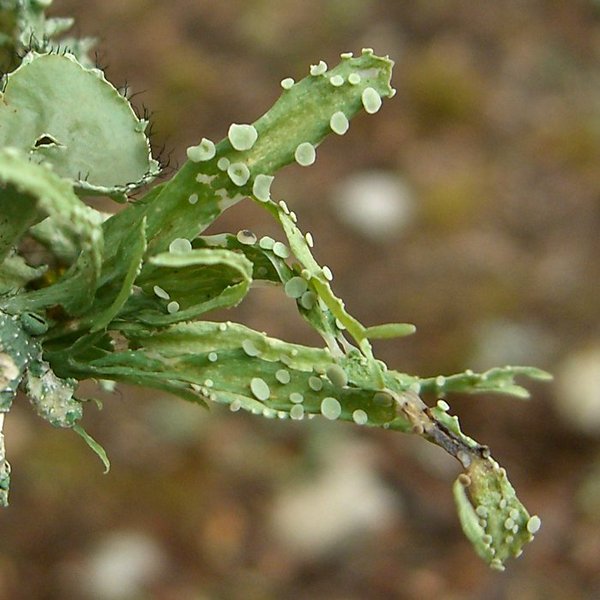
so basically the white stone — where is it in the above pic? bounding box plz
[471,319,555,369]
[269,438,397,558]
[79,531,166,600]
[555,345,600,434]
[331,171,416,242]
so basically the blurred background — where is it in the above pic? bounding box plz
[1,0,599,598]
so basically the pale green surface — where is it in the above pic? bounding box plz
[0,53,159,198]
[0,3,552,568]
[0,148,103,314]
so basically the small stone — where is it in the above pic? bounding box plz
[331,171,416,242]
[555,346,600,434]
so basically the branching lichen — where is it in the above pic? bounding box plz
[0,0,550,570]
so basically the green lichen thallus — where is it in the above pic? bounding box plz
[0,2,551,570]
